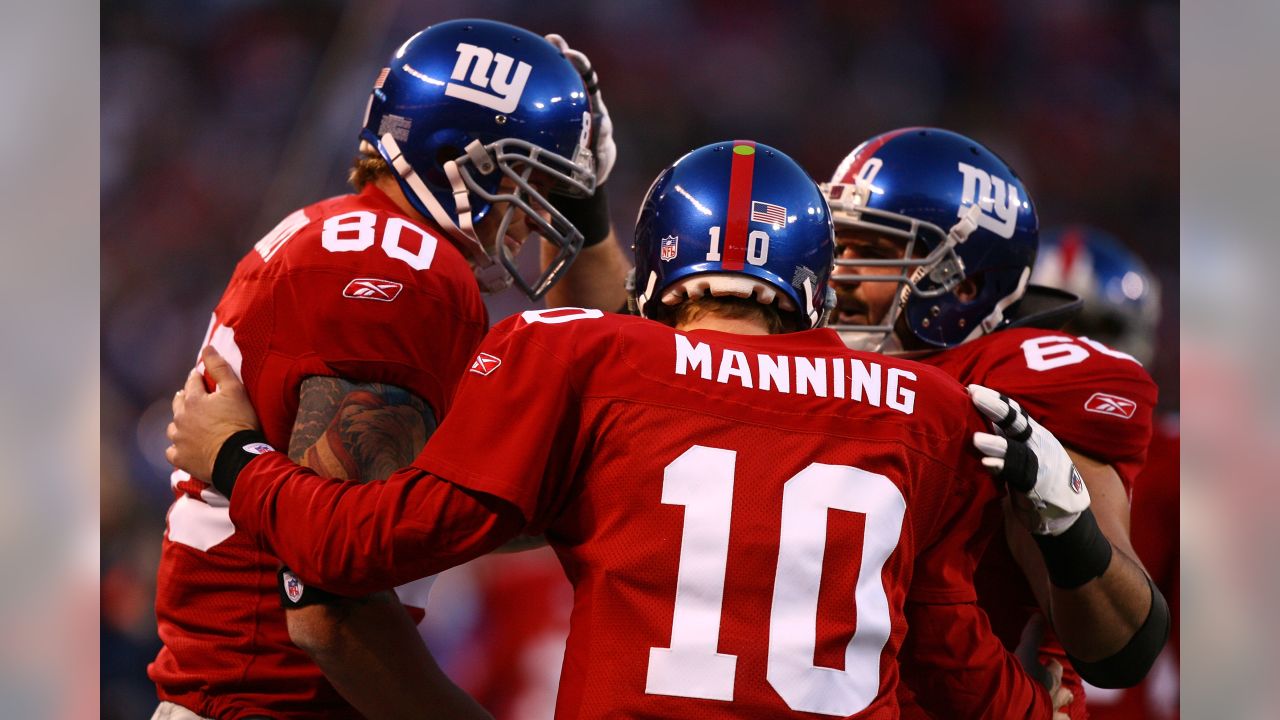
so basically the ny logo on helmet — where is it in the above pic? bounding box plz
[444,42,533,114]
[956,162,1021,239]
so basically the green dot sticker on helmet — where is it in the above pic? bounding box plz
[733,144,755,156]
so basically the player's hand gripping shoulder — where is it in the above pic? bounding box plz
[166,345,265,488]
[967,384,1090,536]
[540,33,631,311]
[545,33,614,184]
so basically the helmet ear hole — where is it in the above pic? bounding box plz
[416,145,461,189]
[434,144,462,169]
[955,276,981,302]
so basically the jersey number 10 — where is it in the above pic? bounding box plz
[647,445,905,716]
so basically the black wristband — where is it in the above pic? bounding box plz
[279,566,346,609]
[551,185,611,247]
[1066,575,1171,688]
[210,429,274,498]
[1032,507,1113,589]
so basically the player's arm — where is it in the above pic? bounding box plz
[281,376,491,720]
[166,347,525,595]
[541,229,629,311]
[1002,447,1165,686]
[542,32,630,312]
[969,385,1171,689]
[900,449,1066,719]
[901,600,1066,719]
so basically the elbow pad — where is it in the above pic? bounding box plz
[1068,576,1171,688]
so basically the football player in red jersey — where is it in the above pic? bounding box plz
[821,128,1171,718]
[165,140,1073,719]
[148,20,629,720]
[1032,227,1179,719]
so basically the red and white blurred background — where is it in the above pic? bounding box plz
[0,0,1254,715]
[94,1,1190,718]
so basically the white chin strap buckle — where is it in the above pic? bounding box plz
[472,260,512,294]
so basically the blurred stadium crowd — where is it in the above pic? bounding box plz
[101,0,1178,717]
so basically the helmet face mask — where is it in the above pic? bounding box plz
[361,19,596,299]
[824,127,1038,351]
[631,140,836,332]
[450,139,594,298]
[827,188,972,351]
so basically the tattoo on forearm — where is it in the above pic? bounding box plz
[289,376,436,482]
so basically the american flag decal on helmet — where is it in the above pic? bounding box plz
[750,201,787,226]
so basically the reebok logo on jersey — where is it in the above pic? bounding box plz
[469,352,502,376]
[343,278,404,302]
[1084,392,1137,419]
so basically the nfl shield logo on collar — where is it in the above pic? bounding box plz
[660,235,679,262]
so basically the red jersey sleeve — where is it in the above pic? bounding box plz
[983,332,1158,489]
[898,375,1005,606]
[907,453,1001,604]
[414,312,591,531]
[227,451,523,596]
[901,407,1053,719]
[900,601,1052,719]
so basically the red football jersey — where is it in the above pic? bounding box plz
[149,184,487,719]
[1084,418,1179,720]
[411,310,1047,718]
[918,328,1159,719]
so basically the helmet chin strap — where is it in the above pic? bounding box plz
[965,266,1031,342]
[380,133,512,293]
[629,269,658,317]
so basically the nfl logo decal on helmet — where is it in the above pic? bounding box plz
[660,235,679,262]
[361,19,597,299]
[630,140,835,331]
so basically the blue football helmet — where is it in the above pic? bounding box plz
[1032,226,1161,365]
[630,141,835,330]
[822,127,1039,350]
[361,19,596,299]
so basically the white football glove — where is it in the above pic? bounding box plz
[545,33,616,185]
[968,384,1091,536]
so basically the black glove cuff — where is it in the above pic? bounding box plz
[551,185,611,247]
[1033,507,1113,589]
[211,429,272,498]
[279,566,346,609]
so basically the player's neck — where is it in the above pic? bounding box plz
[374,175,430,225]
[676,314,773,336]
